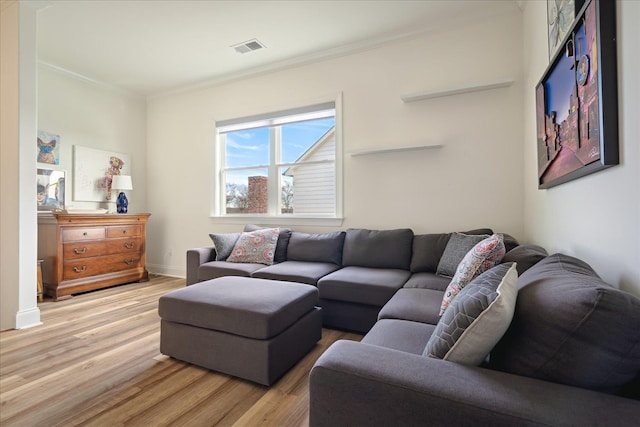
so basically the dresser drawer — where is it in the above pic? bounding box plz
[62,227,105,242]
[106,225,141,238]
[63,253,142,280]
[64,237,141,260]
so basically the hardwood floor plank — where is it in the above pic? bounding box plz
[53,358,184,427]
[0,276,363,426]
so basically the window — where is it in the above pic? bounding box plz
[215,101,340,219]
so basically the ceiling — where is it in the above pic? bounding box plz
[37,0,521,96]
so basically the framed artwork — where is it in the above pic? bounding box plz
[536,0,618,189]
[37,168,66,211]
[37,130,61,165]
[73,145,130,202]
[547,0,585,60]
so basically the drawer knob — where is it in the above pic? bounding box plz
[124,259,135,265]
[83,232,88,236]
[122,230,127,234]
[73,247,88,254]
[124,242,135,249]
[73,265,87,273]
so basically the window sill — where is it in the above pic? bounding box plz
[209,215,344,228]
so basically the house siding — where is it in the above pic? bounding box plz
[290,134,335,214]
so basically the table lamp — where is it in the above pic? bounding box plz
[111,175,133,214]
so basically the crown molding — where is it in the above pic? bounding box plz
[38,61,145,101]
[150,26,431,100]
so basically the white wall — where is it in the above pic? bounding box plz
[522,0,640,295]
[146,10,524,277]
[38,67,148,214]
[0,1,41,330]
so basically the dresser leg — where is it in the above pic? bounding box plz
[37,260,44,303]
[139,269,150,282]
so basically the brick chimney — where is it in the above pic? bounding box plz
[248,176,268,214]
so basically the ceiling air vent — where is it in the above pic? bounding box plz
[231,39,266,54]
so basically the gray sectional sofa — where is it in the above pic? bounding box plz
[187,226,501,333]
[186,225,640,425]
[310,253,640,426]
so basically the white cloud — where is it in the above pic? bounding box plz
[226,137,260,151]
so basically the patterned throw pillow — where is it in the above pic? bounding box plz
[209,233,241,261]
[226,228,280,265]
[440,234,506,315]
[424,263,518,365]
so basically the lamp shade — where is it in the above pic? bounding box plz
[111,175,133,191]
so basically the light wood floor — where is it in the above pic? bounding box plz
[0,275,362,426]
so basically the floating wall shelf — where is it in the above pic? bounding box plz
[400,79,514,103]
[349,143,443,157]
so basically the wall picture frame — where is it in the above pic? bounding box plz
[73,145,131,202]
[536,0,618,189]
[37,130,61,165]
[37,168,66,211]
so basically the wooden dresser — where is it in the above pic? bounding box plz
[38,213,151,300]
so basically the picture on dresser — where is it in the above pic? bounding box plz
[73,145,131,202]
[37,168,66,211]
[37,130,61,165]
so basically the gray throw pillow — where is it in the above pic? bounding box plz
[436,232,488,277]
[410,229,495,273]
[209,233,241,261]
[424,262,518,365]
[286,231,346,265]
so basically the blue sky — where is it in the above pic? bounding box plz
[544,22,587,123]
[225,117,335,169]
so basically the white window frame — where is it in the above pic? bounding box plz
[212,94,343,227]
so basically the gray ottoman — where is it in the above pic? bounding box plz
[158,276,322,386]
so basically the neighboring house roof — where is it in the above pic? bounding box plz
[283,126,335,177]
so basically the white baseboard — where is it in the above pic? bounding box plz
[147,264,185,278]
[16,307,42,329]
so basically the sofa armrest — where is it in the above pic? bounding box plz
[309,340,640,427]
[186,246,216,285]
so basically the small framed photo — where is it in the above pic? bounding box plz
[37,168,66,211]
[37,130,61,165]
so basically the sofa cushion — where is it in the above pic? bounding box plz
[227,228,279,265]
[378,288,444,325]
[318,266,411,307]
[436,232,489,277]
[502,244,548,276]
[244,224,292,263]
[363,319,437,356]
[501,233,520,253]
[208,232,241,261]
[286,231,345,265]
[424,263,518,365]
[251,260,341,286]
[342,228,413,270]
[463,228,494,236]
[197,260,266,282]
[410,233,451,273]
[440,234,506,315]
[403,272,450,292]
[490,254,640,394]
